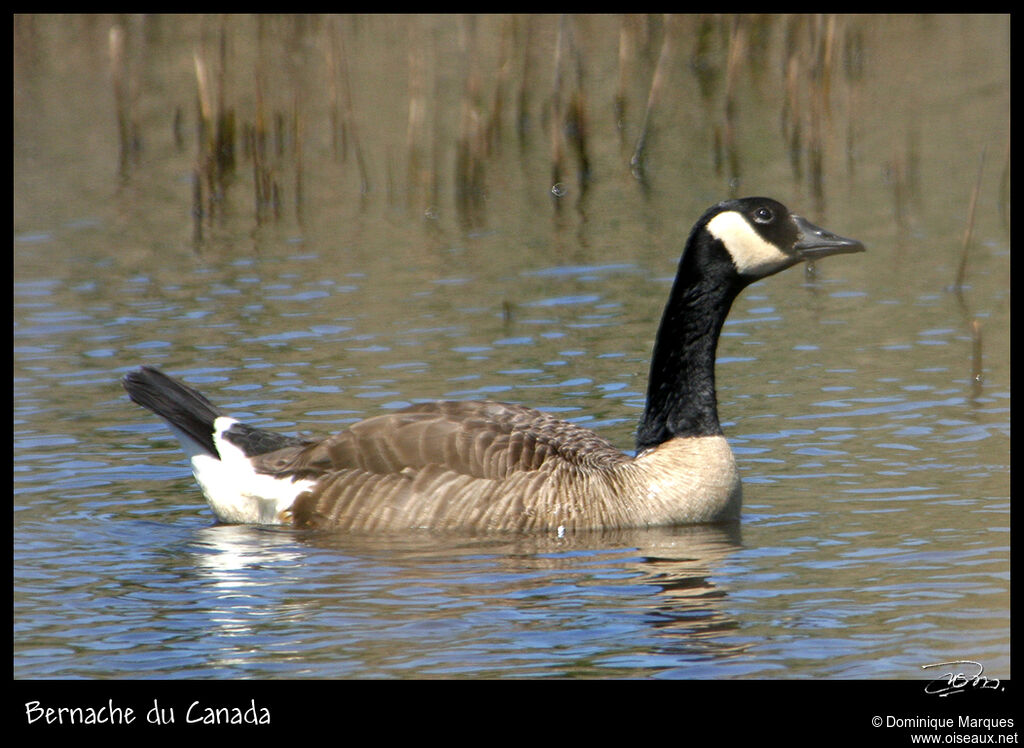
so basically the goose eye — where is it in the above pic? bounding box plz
[753,207,774,224]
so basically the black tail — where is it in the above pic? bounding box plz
[123,366,312,460]
[123,367,222,457]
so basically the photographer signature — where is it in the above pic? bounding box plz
[922,660,1002,697]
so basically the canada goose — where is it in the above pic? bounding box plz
[123,197,863,533]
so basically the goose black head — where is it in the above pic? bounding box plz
[637,197,865,449]
[697,197,865,284]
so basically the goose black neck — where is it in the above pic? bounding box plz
[635,258,744,451]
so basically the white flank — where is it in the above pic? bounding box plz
[706,210,791,276]
[186,417,315,525]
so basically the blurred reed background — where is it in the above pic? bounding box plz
[87,14,1008,388]
[94,14,906,237]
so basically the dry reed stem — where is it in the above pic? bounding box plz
[293,91,303,221]
[970,318,984,398]
[108,25,136,177]
[954,147,986,296]
[614,16,633,136]
[333,19,370,196]
[722,15,747,194]
[455,14,487,227]
[547,14,571,207]
[516,15,535,147]
[951,147,988,399]
[631,14,673,188]
[405,19,427,212]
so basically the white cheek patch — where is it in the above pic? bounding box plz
[706,211,793,276]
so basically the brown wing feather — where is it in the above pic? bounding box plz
[253,400,627,479]
[247,400,631,532]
